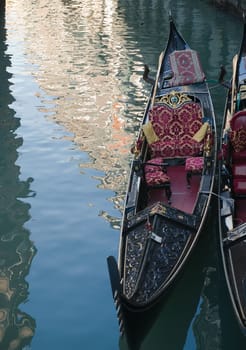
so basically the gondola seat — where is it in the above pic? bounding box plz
[185,156,204,187]
[143,157,172,203]
[147,102,204,158]
[229,111,246,195]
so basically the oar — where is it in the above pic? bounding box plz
[151,51,164,107]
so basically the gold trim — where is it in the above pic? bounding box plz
[154,90,192,108]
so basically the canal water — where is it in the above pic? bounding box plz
[1,0,245,349]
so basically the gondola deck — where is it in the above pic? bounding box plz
[147,164,200,213]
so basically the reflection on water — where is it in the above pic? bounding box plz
[6,0,148,218]
[0,5,36,349]
[192,266,221,349]
[5,0,241,220]
[3,1,246,349]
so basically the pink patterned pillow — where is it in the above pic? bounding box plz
[144,158,170,186]
[145,171,170,186]
[185,157,204,172]
[168,50,205,87]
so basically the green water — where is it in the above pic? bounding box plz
[0,1,245,349]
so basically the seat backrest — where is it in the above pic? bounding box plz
[230,110,246,130]
[229,111,246,158]
[231,109,246,195]
[149,102,202,143]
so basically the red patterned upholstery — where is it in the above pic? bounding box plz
[230,111,246,130]
[230,111,246,158]
[144,157,171,203]
[149,140,176,158]
[185,157,204,172]
[149,102,203,158]
[144,157,170,186]
[230,127,246,152]
[229,111,246,195]
[185,157,204,187]
[168,50,205,87]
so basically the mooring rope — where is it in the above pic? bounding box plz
[208,83,222,90]
[201,190,233,202]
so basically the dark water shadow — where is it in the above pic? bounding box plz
[0,5,36,349]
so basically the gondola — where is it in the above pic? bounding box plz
[107,16,217,335]
[218,19,246,335]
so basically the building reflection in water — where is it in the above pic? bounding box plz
[5,0,146,222]
[4,0,239,232]
[0,4,36,349]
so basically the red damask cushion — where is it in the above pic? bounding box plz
[145,171,170,186]
[168,50,205,87]
[149,103,202,140]
[178,134,202,156]
[144,157,164,172]
[150,139,201,158]
[149,105,173,139]
[176,103,202,136]
[185,157,204,172]
[149,102,203,158]
[230,127,246,152]
[149,141,176,158]
[144,157,170,186]
[178,140,201,157]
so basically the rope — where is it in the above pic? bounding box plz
[201,190,233,202]
[208,83,221,90]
